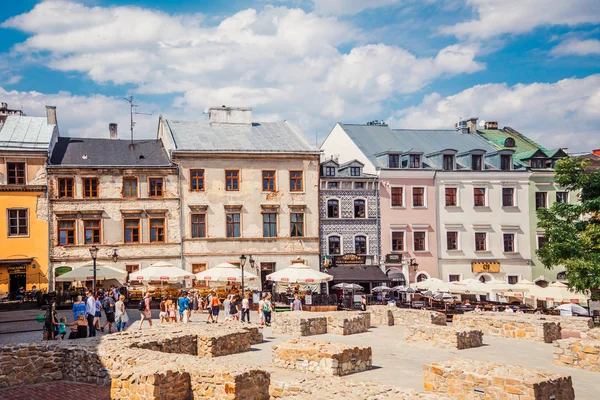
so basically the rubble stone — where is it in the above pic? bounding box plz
[325,311,370,335]
[405,325,483,350]
[553,338,600,372]
[271,312,328,336]
[453,313,562,343]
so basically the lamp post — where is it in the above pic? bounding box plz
[89,245,99,294]
[239,255,247,300]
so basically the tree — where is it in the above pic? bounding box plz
[536,156,600,297]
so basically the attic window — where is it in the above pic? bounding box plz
[504,138,515,147]
[139,155,145,160]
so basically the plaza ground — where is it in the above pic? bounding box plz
[1,308,599,399]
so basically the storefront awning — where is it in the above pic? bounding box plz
[0,258,33,266]
[328,265,389,282]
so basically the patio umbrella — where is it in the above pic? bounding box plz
[555,303,590,316]
[266,262,333,284]
[536,282,589,304]
[390,285,407,292]
[371,286,392,293]
[433,293,456,301]
[415,278,450,292]
[55,262,127,282]
[332,283,364,291]
[133,261,192,283]
[195,262,259,283]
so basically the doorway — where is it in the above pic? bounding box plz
[9,273,26,297]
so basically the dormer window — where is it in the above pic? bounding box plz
[350,167,361,176]
[472,154,483,171]
[531,158,545,169]
[389,154,400,168]
[500,155,512,171]
[324,166,336,177]
[409,154,421,169]
[504,138,516,147]
[443,155,454,171]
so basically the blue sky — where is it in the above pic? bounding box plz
[1,0,599,151]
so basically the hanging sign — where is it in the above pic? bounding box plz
[334,254,366,265]
[8,265,26,274]
[471,261,500,273]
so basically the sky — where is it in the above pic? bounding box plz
[0,0,599,151]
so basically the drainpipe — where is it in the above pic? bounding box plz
[375,178,381,272]
[434,171,442,281]
[175,159,184,274]
[46,162,53,292]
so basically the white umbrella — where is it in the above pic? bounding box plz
[390,285,408,292]
[371,286,392,293]
[133,261,192,283]
[195,262,259,283]
[536,282,589,304]
[332,283,364,291]
[55,262,127,282]
[555,303,590,316]
[266,262,333,284]
[415,278,450,292]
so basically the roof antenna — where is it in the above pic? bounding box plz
[124,96,152,144]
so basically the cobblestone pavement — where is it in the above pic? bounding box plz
[0,381,111,399]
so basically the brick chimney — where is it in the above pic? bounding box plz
[109,123,118,140]
[484,121,498,130]
[593,149,600,156]
[208,106,252,125]
[45,105,57,125]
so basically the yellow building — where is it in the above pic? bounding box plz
[0,106,58,297]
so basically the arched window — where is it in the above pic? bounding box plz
[416,273,428,282]
[354,199,366,218]
[328,236,341,255]
[504,138,515,147]
[327,199,339,218]
[479,275,486,283]
[354,235,367,254]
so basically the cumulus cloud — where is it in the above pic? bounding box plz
[441,0,600,39]
[313,0,401,16]
[551,38,600,56]
[388,75,600,152]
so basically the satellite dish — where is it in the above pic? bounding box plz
[478,120,486,127]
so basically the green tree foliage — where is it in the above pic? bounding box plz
[536,157,600,297]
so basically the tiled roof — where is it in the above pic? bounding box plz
[0,115,55,151]
[49,137,171,167]
[163,119,318,153]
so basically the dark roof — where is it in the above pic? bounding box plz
[50,138,171,167]
[328,265,389,282]
[575,153,600,173]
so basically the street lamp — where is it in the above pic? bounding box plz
[89,245,99,294]
[111,249,119,263]
[239,255,247,300]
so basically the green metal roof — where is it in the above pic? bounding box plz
[476,127,554,165]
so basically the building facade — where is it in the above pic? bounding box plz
[158,107,320,288]
[0,106,58,295]
[47,124,180,290]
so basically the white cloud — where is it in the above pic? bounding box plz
[441,0,600,39]
[388,75,600,152]
[550,38,600,56]
[313,0,401,16]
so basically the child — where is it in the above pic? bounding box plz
[168,302,177,323]
[57,317,67,340]
[182,308,190,324]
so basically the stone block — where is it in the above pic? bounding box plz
[325,311,370,335]
[405,325,483,350]
[389,308,447,326]
[368,305,394,326]
[553,338,600,372]
[271,312,328,336]
[453,313,562,343]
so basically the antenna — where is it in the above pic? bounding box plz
[124,96,152,143]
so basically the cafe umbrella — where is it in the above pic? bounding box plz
[266,261,333,284]
[195,262,259,283]
[55,262,127,282]
[133,261,192,283]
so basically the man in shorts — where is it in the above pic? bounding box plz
[159,297,168,324]
[209,291,220,323]
[138,292,153,329]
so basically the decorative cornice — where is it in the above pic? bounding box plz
[0,184,46,192]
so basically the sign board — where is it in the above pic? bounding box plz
[385,254,402,264]
[471,261,500,273]
[333,254,366,265]
[7,265,26,274]
[304,295,312,305]
[556,271,567,280]
[55,266,72,276]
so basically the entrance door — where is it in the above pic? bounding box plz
[10,273,26,298]
[260,262,275,291]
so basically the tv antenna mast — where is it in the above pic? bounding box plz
[124,96,152,143]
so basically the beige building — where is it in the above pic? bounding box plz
[47,124,180,290]
[158,107,320,287]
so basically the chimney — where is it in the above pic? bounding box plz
[109,123,118,140]
[484,121,498,130]
[466,117,478,133]
[593,149,600,157]
[208,106,252,125]
[1,102,7,110]
[45,105,57,125]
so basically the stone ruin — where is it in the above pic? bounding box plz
[405,325,483,350]
[452,313,562,343]
[368,306,447,327]
[271,311,370,336]
[553,338,600,372]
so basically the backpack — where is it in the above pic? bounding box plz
[138,298,146,311]
[103,296,114,312]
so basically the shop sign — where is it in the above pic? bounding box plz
[385,254,402,263]
[471,261,500,273]
[304,295,312,305]
[55,266,72,276]
[333,253,366,265]
[8,265,26,274]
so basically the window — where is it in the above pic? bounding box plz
[445,188,457,206]
[263,213,277,238]
[190,170,205,191]
[290,213,304,237]
[124,219,140,243]
[447,231,458,250]
[412,187,425,207]
[327,200,339,218]
[502,188,514,207]
[475,232,487,251]
[443,155,454,171]
[327,181,339,189]
[354,182,364,189]
[84,220,101,244]
[409,154,421,168]
[531,158,545,168]
[7,209,28,236]
[391,231,404,252]
[504,138,515,148]
[262,170,276,191]
[508,275,519,285]
[290,171,303,192]
[191,214,206,238]
[472,155,483,171]
[126,265,140,284]
[350,167,361,176]
[503,233,515,252]
[324,166,336,177]
[328,236,341,255]
[537,236,548,249]
[354,199,366,218]
[150,218,165,242]
[192,263,207,287]
[556,192,568,203]
[149,178,164,197]
[448,274,461,282]
[413,231,426,251]
[6,162,25,184]
[58,220,75,245]
[535,192,547,210]
[474,188,486,207]
[355,235,367,254]
[391,187,403,207]
[500,155,511,171]
[83,178,99,198]
[58,178,74,198]
[226,213,241,238]
[123,177,138,198]
[388,154,400,168]
[225,170,239,191]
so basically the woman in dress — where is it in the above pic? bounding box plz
[72,295,86,321]
[114,294,128,332]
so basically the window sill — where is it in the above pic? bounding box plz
[444,205,460,208]
[413,250,428,253]
[412,206,428,209]
[7,235,30,238]
[446,249,461,252]
[474,250,492,254]
[503,251,520,255]
[390,206,406,209]
[501,206,518,209]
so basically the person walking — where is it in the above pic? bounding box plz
[258,295,266,326]
[241,294,250,323]
[101,293,116,333]
[263,294,273,326]
[223,295,231,322]
[85,290,96,337]
[209,292,221,323]
[291,295,302,311]
[72,295,86,321]
[94,294,102,331]
[138,292,153,329]
[159,297,168,324]
[192,293,199,314]
[230,295,240,322]
[115,294,128,332]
